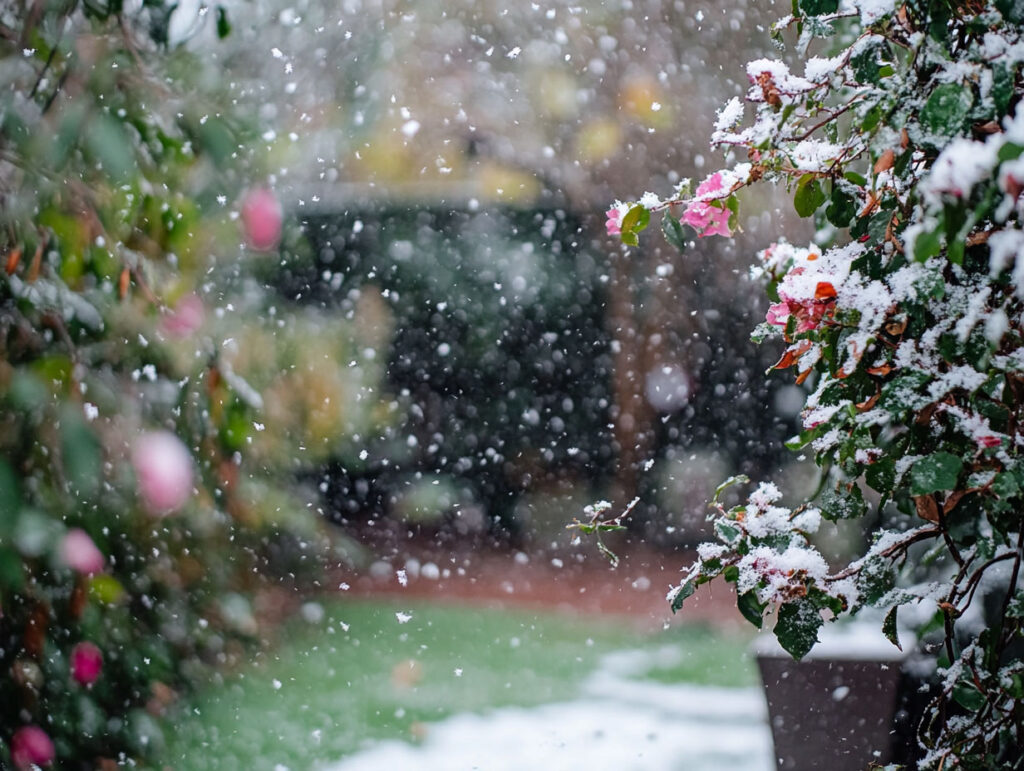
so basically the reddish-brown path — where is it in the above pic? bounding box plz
[331,544,745,633]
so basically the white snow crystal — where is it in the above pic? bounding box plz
[923,138,999,203]
[714,97,744,133]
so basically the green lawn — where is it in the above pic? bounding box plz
[159,600,755,770]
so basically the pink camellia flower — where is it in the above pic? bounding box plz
[240,188,283,251]
[681,172,732,237]
[605,208,623,235]
[59,528,105,575]
[11,726,55,769]
[765,268,838,335]
[605,202,630,236]
[766,301,792,328]
[71,641,103,686]
[160,293,205,339]
[131,431,194,515]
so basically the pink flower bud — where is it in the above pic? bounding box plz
[11,726,55,769]
[59,529,105,575]
[132,431,194,515]
[70,641,103,686]
[604,201,631,237]
[240,188,283,251]
[605,208,623,235]
[160,294,205,339]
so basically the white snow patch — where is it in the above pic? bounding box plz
[320,649,771,771]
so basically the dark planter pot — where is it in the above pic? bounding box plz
[755,631,928,771]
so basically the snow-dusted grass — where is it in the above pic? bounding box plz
[326,648,771,771]
[161,600,762,771]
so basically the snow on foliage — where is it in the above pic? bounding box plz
[612,0,1024,766]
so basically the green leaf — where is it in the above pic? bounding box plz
[8,370,48,411]
[952,680,986,712]
[851,42,881,84]
[712,474,749,505]
[85,112,136,181]
[947,234,965,266]
[794,175,826,218]
[998,142,1024,163]
[775,599,823,660]
[821,482,867,521]
[996,0,1024,24]
[737,590,766,629]
[992,472,1020,500]
[88,574,126,605]
[912,227,942,262]
[878,371,930,412]
[60,406,102,501]
[0,460,20,538]
[216,5,232,38]
[1006,674,1024,700]
[722,564,739,583]
[867,210,894,244]
[661,213,687,251]
[865,458,896,495]
[992,61,1015,118]
[620,205,650,237]
[882,606,902,651]
[910,452,963,496]
[844,171,868,187]
[919,84,973,142]
[13,510,61,558]
[928,4,952,44]
[670,579,696,612]
[196,116,236,169]
[799,0,839,14]
[810,588,845,616]
[826,186,856,228]
[0,545,25,591]
[715,521,742,545]
[597,540,620,568]
[861,104,883,132]
[857,556,896,605]
[726,194,740,232]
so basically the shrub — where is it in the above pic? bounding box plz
[611,1,1024,765]
[0,5,389,766]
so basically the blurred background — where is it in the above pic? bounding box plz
[220,0,818,548]
[0,0,851,769]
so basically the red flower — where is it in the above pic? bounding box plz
[765,271,837,334]
[11,726,54,769]
[71,641,103,686]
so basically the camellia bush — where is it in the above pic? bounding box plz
[609,0,1024,766]
[0,3,395,767]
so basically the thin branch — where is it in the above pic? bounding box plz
[784,98,867,143]
[825,526,940,581]
[956,551,1018,613]
[998,528,1024,648]
[118,13,146,72]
